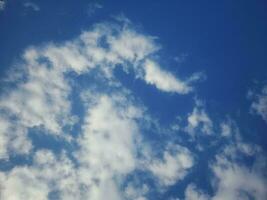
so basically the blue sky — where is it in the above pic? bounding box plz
[0,1,267,200]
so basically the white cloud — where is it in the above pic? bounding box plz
[0,116,32,159]
[0,19,200,160]
[143,59,193,94]
[0,149,82,200]
[185,103,213,135]
[182,141,266,200]
[0,18,215,199]
[211,155,267,200]
[249,85,267,123]
[184,184,210,200]
[77,94,141,174]
[124,183,149,200]
[147,144,194,186]
[74,92,145,199]
[109,30,158,63]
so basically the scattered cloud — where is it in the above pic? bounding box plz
[147,144,194,186]
[211,153,267,200]
[0,16,266,200]
[185,101,213,135]
[0,18,202,199]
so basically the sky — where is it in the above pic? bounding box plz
[0,0,267,200]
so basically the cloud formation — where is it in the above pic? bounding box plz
[249,85,267,123]
[0,0,5,11]
[0,18,200,199]
[23,2,40,11]
[0,17,266,200]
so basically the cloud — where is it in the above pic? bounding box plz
[182,140,266,200]
[0,150,79,200]
[147,144,194,186]
[249,85,267,123]
[184,184,210,200]
[211,155,267,200]
[87,2,103,16]
[0,0,5,11]
[1,16,265,200]
[185,101,213,135]
[124,182,149,200]
[0,18,196,198]
[76,93,140,177]
[23,2,40,12]
[0,19,200,160]
[143,59,193,94]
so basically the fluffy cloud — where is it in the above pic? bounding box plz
[184,184,210,200]
[182,145,266,200]
[75,93,142,199]
[0,16,266,200]
[147,145,194,186]
[0,150,76,200]
[143,59,193,94]
[185,102,213,136]
[0,19,199,159]
[0,18,201,199]
[211,155,267,200]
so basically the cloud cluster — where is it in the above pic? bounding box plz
[185,101,213,136]
[0,19,199,199]
[0,17,266,200]
[147,145,194,186]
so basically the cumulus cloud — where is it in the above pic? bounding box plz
[124,183,149,200]
[0,19,200,160]
[0,18,201,199]
[182,140,266,200]
[75,93,142,199]
[147,144,194,186]
[211,155,267,200]
[1,16,265,200]
[185,101,213,136]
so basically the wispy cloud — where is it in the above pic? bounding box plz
[249,84,267,123]
[0,0,6,11]
[87,1,103,16]
[23,1,40,12]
